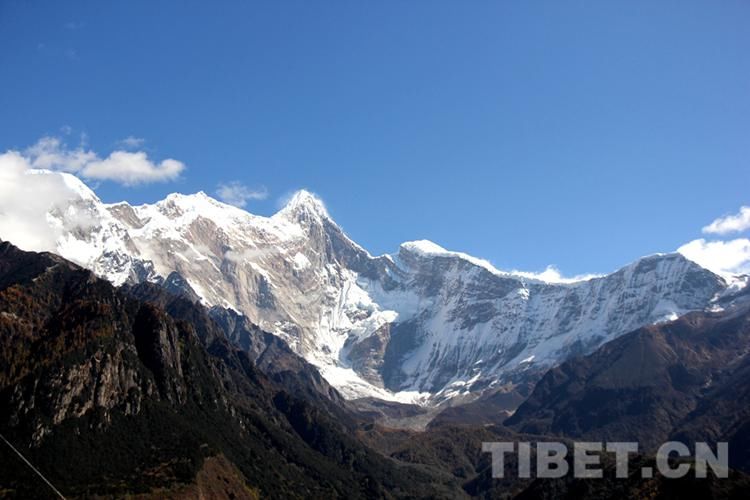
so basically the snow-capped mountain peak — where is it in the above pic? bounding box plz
[275,189,331,223]
[56,170,101,202]
[152,190,251,220]
[0,171,734,405]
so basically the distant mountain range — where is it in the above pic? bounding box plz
[2,169,745,411]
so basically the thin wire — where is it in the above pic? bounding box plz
[0,432,66,499]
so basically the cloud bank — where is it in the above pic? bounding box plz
[216,181,268,208]
[678,238,750,276]
[702,206,750,235]
[83,151,184,186]
[511,265,602,284]
[117,136,146,149]
[677,204,750,277]
[0,151,79,252]
[25,136,185,186]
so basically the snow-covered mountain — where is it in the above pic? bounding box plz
[1,170,733,404]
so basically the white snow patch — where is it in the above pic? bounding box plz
[319,365,430,404]
[519,355,535,364]
[292,252,311,270]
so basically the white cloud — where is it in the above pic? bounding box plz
[0,151,78,252]
[23,136,185,186]
[216,181,268,208]
[25,136,97,172]
[702,206,750,235]
[82,151,184,186]
[117,136,146,149]
[678,238,750,276]
[511,265,602,284]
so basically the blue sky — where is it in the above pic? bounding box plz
[1,1,749,276]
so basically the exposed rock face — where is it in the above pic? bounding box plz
[120,279,346,411]
[132,304,187,403]
[0,171,733,404]
[162,271,201,304]
[0,241,225,446]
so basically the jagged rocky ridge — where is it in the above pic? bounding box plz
[0,241,461,498]
[2,170,737,405]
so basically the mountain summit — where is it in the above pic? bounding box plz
[276,189,331,222]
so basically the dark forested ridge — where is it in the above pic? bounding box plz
[0,242,458,498]
[1,241,749,499]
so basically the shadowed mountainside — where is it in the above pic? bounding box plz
[0,241,459,498]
